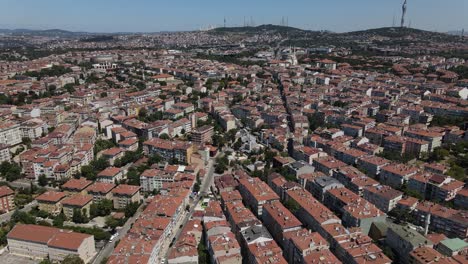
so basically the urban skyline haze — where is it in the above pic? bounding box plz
[0,0,467,33]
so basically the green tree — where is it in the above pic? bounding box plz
[159,133,170,140]
[430,147,450,161]
[64,83,76,93]
[284,199,300,214]
[38,174,48,187]
[124,202,140,218]
[62,254,84,264]
[147,154,162,166]
[94,139,116,154]
[22,137,32,148]
[126,168,140,186]
[447,165,465,181]
[10,210,36,224]
[39,259,52,264]
[81,165,97,181]
[105,216,123,229]
[53,211,66,227]
[90,199,113,218]
[72,208,88,223]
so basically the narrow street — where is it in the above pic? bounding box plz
[158,157,216,263]
[91,205,144,264]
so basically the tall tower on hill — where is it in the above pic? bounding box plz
[401,0,408,28]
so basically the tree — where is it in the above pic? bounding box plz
[38,174,48,187]
[53,211,66,227]
[136,81,146,91]
[90,199,113,218]
[47,85,57,95]
[124,202,140,218]
[64,83,76,93]
[308,112,325,131]
[72,208,88,223]
[159,133,170,140]
[147,154,162,166]
[126,168,140,186]
[284,199,300,214]
[90,158,110,171]
[22,137,32,148]
[62,255,84,264]
[105,216,122,229]
[193,182,200,193]
[81,165,97,181]
[430,147,449,162]
[10,210,36,224]
[447,165,465,181]
[94,139,116,155]
[138,108,148,120]
[0,161,22,182]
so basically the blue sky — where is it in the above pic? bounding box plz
[0,0,466,32]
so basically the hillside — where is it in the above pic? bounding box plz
[209,24,310,36]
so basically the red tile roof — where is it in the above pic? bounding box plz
[112,184,141,196]
[36,191,67,203]
[61,194,93,207]
[0,186,14,197]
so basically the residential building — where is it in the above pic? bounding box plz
[111,184,141,209]
[143,138,194,164]
[97,167,123,184]
[262,200,302,247]
[0,143,11,163]
[238,177,280,217]
[283,228,329,264]
[286,188,341,239]
[61,194,93,219]
[0,186,15,213]
[380,163,418,188]
[363,185,403,213]
[35,191,66,215]
[85,182,115,202]
[386,224,433,264]
[191,125,214,145]
[61,178,92,194]
[0,121,22,146]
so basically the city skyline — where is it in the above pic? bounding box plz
[0,0,467,33]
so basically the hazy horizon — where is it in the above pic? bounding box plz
[0,0,466,33]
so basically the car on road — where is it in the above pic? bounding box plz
[110,233,118,242]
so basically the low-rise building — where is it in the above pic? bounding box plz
[61,178,92,194]
[286,188,341,239]
[97,167,123,184]
[386,224,433,264]
[238,177,280,217]
[262,200,302,247]
[191,125,214,145]
[85,182,115,202]
[36,191,67,215]
[61,194,93,219]
[111,184,141,209]
[380,163,418,188]
[7,224,96,263]
[283,228,329,264]
[363,185,403,213]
